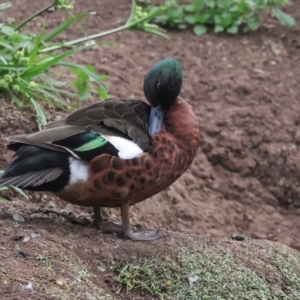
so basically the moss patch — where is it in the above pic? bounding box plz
[114,237,300,300]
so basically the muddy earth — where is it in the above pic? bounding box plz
[1,0,300,299]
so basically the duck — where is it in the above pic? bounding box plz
[0,58,200,241]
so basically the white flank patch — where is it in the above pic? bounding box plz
[102,135,144,159]
[68,157,89,185]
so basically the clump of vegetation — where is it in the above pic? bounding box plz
[115,259,170,299]
[0,0,166,130]
[138,0,295,35]
[115,242,300,300]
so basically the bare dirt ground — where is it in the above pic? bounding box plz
[1,0,300,298]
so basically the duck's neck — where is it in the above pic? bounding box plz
[164,97,200,159]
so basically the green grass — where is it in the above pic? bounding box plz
[114,241,300,300]
[138,0,295,35]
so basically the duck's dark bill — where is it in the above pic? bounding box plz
[148,105,165,136]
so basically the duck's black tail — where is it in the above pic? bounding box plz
[0,145,70,192]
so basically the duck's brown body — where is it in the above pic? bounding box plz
[0,58,199,240]
[56,97,200,209]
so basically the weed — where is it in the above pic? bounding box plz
[138,0,295,35]
[13,222,20,228]
[0,0,166,129]
[36,254,53,271]
[115,259,166,299]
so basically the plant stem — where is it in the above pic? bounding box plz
[39,5,164,53]
[39,25,127,53]
[15,2,56,30]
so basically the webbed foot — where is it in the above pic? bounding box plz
[128,230,160,241]
[120,203,160,241]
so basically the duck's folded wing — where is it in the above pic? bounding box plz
[5,99,152,161]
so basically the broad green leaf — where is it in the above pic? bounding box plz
[221,12,233,27]
[226,25,238,34]
[247,13,260,31]
[214,24,224,33]
[0,25,15,36]
[273,8,295,26]
[214,15,222,25]
[97,86,109,100]
[196,13,211,24]
[185,4,197,13]
[205,0,215,9]
[193,25,207,35]
[185,15,198,24]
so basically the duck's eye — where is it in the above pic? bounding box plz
[155,80,161,90]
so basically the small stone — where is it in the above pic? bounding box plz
[13,214,25,223]
[24,282,34,292]
[23,236,30,243]
[231,234,246,241]
[187,275,199,287]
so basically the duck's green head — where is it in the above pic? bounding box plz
[144,58,182,136]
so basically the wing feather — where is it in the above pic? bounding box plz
[5,98,152,160]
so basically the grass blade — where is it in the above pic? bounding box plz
[43,12,88,43]
[0,41,14,51]
[0,64,28,71]
[58,61,108,91]
[0,55,7,64]
[11,186,28,199]
[28,24,45,66]
[30,98,47,130]
[6,90,23,107]
[0,3,11,10]
[0,185,9,201]
[22,46,88,80]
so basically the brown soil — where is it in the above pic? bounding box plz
[1,0,300,298]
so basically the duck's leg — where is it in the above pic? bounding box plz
[120,203,159,241]
[93,206,122,234]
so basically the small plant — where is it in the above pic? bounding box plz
[36,254,53,271]
[0,0,166,129]
[115,259,165,299]
[138,0,295,35]
[0,1,108,129]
